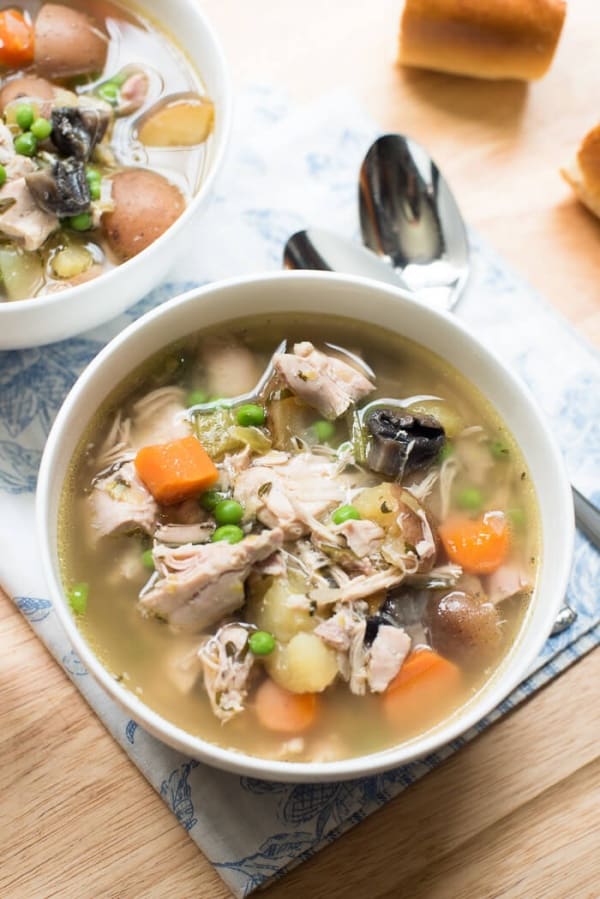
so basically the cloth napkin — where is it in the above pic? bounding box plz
[1,86,599,898]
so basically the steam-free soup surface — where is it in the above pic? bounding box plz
[60,314,539,763]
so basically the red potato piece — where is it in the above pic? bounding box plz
[102,169,186,261]
[0,75,55,113]
[34,4,108,78]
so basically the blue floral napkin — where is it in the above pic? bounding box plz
[1,87,598,898]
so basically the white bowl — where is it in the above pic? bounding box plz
[37,272,574,782]
[0,0,232,350]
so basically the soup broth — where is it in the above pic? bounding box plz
[59,313,540,763]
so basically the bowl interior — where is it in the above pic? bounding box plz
[37,273,574,781]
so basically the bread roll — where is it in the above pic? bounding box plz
[398,0,567,81]
[561,125,600,220]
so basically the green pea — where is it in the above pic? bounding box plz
[0,164,6,188]
[490,439,509,460]
[15,103,35,131]
[97,81,120,104]
[66,212,93,231]
[86,167,102,200]
[68,582,89,615]
[211,524,244,544]
[438,440,454,462]
[141,548,155,570]
[30,117,52,140]
[457,487,483,512]
[14,132,38,157]
[508,508,526,529]
[312,420,335,443]
[200,489,226,511]
[214,499,244,526]
[332,504,361,525]
[248,630,276,656]
[236,403,265,427]
[187,388,209,407]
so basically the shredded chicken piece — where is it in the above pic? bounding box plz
[335,518,384,558]
[316,609,411,694]
[153,522,214,545]
[139,528,284,630]
[88,460,158,543]
[309,567,408,606]
[131,386,190,447]
[485,563,532,605]
[198,623,254,722]
[367,625,411,692]
[0,177,59,250]
[273,341,374,420]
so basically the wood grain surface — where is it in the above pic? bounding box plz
[2,1,599,897]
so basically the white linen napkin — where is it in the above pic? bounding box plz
[1,86,598,897]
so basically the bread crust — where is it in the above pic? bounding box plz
[561,124,600,220]
[399,0,567,81]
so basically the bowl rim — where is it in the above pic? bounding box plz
[0,0,233,320]
[37,270,575,782]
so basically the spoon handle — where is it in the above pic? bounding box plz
[572,485,600,548]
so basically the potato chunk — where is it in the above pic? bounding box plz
[247,577,315,643]
[267,633,338,694]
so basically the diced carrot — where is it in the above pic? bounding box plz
[254,678,318,733]
[134,435,218,505]
[0,10,34,68]
[383,648,462,726]
[438,511,510,574]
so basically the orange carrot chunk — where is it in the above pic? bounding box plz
[135,435,218,505]
[383,647,461,726]
[438,511,510,574]
[254,678,318,733]
[0,10,34,68]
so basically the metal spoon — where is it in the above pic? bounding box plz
[359,133,469,311]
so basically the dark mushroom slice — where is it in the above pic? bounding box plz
[51,106,111,161]
[26,159,91,217]
[366,408,445,478]
[425,590,503,666]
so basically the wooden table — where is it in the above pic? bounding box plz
[2,1,599,896]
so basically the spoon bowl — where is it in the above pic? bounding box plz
[359,134,469,311]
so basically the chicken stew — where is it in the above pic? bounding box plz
[59,313,539,762]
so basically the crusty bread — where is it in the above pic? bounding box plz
[398,0,567,81]
[561,124,600,220]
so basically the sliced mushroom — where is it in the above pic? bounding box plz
[26,159,90,216]
[366,409,445,479]
[34,4,108,78]
[425,590,503,665]
[135,92,214,147]
[51,106,111,161]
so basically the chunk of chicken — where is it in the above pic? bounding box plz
[335,518,384,558]
[88,461,158,543]
[309,567,409,607]
[273,341,374,420]
[367,625,411,692]
[198,623,255,722]
[130,386,190,448]
[203,337,262,398]
[233,451,348,542]
[139,528,284,630]
[316,610,410,694]
[0,178,59,251]
[485,563,532,605]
